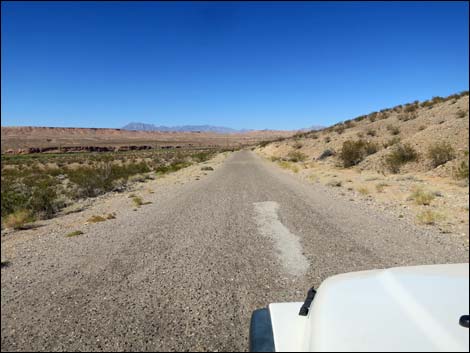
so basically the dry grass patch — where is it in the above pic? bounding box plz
[87,215,107,223]
[278,161,300,173]
[357,186,370,195]
[66,230,84,237]
[375,183,389,193]
[3,209,34,230]
[417,210,444,225]
[409,187,435,206]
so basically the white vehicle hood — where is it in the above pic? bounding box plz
[270,263,469,352]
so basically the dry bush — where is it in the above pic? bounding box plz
[384,144,418,173]
[427,142,455,168]
[3,209,34,230]
[339,140,378,167]
[409,187,435,206]
[287,151,308,162]
[417,210,444,225]
[386,125,400,135]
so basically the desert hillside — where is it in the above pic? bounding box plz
[259,92,469,178]
[0,126,295,153]
[257,91,469,237]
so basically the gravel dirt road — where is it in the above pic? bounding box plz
[1,150,468,351]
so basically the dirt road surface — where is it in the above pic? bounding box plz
[1,150,468,351]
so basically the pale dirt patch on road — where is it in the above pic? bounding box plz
[254,201,309,276]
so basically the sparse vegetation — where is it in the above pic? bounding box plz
[453,160,469,182]
[384,144,418,173]
[327,179,342,187]
[339,140,378,167]
[375,183,388,193]
[386,125,400,135]
[201,166,214,171]
[427,142,455,168]
[3,209,34,230]
[383,137,401,148]
[278,161,299,173]
[417,210,444,225]
[66,230,84,237]
[87,215,107,223]
[366,128,377,137]
[318,149,335,160]
[409,187,435,206]
[287,151,308,162]
[357,186,370,195]
[132,196,144,207]
[1,148,222,223]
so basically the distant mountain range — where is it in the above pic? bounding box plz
[122,122,325,133]
[122,122,252,134]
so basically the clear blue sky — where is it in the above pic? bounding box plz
[1,1,469,130]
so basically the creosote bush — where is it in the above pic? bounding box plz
[427,142,455,168]
[384,144,418,173]
[287,151,308,162]
[339,140,378,167]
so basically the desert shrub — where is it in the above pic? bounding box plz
[427,142,455,168]
[278,161,299,173]
[418,125,426,131]
[431,96,444,104]
[366,129,376,137]
[335,125,346,134]
[259,140,271,148]
[287,151,307,162]
[270,156,281,162]
[368,113,378,122]
[66,230,84,237]
[375,183,388,193]
[192,152,212,163]
[324,136,331,143]
[384,144,418,173]
[386,125,400,135]
[28,178,60,219]
[318,149,335,160]
[1,182,30,218]
[339,140,378,167]
[155,161,192,174]
[404,104,418,113]
[398,112,417,121]
[409,187,435,206]
[417,210,444,225]
[3,209,34,230]
[344,120,356,128]
[357,186,370,195]
[201,166,214,171]
[133,196,143,207]
[292,141,303,149]
[456,110,467,119]
[383,137,401,148]
[355,115,367,122]
[327,180,342,187]
[87,215,107,223]
[453,161,469,181]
